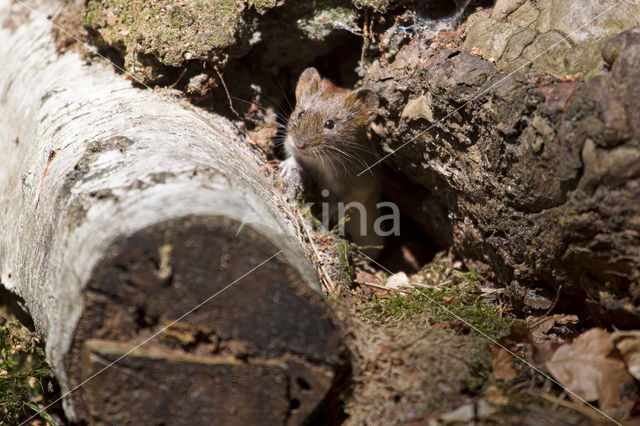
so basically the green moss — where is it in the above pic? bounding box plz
[353,0,392,13]
[297,3,358,41]
[360,285,514,339]
[0,319,57,425]
[248,0,282,14]
[82,0,259,81]
[454,270,482,285]
[83,0,101,27]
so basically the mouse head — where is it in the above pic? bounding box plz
[285,67,378,166]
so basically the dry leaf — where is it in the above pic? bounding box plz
[485,385,509,406]
[354,270,384,287]
[612,330,640,381]
[491,345,519,381]
[546,328,634,411]
[533,314,579,334]
[532,341,560,367]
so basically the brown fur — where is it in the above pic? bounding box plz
[284,67,384,256]
[286,67,379,195]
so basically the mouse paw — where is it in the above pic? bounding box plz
[280,157,302,182]
[279,157,303,198]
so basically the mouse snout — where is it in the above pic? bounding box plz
[294,137,310,150]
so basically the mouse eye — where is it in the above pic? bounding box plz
[324,120,335,130]
[297,110,306,119]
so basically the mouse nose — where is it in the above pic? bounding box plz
[294,138,309,150]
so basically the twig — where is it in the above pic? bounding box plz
[358,281,410,293]
[407,282,439,290]
[536,391,612,422]
[530,285,563,330]
[213,65,241,120]
[295,209,337,293]
[360,8,369,66]
[169,68,187,89]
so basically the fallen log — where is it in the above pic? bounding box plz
[0,1,346,424]
[364,13,640,325]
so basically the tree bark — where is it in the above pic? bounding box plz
[0,1,346,424]
[365,23,640,326]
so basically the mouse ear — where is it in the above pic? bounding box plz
[295,67,322,102]
[353,89,379,119]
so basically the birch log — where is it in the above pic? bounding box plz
[0,1,346,424]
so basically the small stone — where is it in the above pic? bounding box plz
[385,272,409,289]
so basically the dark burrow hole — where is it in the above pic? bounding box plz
[0,287,35,330]
[81,0,451,272]
[423,0,459,19]
[134,305,158,330]
[289,398,301,410]
[297,377,311,390]
[210,23,445,273]
[420,0,496,20]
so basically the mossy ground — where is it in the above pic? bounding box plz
[332,253,518,424]
[0,313,60,425]
[359,280,514,339]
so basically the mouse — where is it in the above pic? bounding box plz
[281,67,384,257]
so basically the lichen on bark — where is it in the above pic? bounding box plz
[363,23,640,325]
[81,0,362,84]
[463,0,640,77]
[83,0,261,82]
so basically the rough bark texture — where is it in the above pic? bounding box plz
[363,21,640,325]
[0,1,347,424]
[78,0,361,85]
[464,0,640,77]
[69,0,640,327]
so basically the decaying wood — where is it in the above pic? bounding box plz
[364,24,640,326]
[0,1,347,424]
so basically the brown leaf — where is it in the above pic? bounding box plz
[532,341,561,367]
[532,314,579,335]
[612,330,640,381]
[491,345,519,381]
[485,385,509,406]
[546,328,634,411]
[529,314,579,343]
[354,270,384,286]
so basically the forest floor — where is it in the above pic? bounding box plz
[330,251,614,425]
[2,2,638,423]
[1,251,624,425]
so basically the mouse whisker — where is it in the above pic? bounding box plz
[230,97,292,128]
[330,150,349,174]
[272,73,295,112]
[324,149,372,177]
[252,90,292,118]
[335,147,377,178]
[337,139,380,156]
[325,152,340,176]
[325,146,366,170]
[337,147,379,177]
[231,96,291,123]
[329,144,374,166]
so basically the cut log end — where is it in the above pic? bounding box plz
[65,215,348,425]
